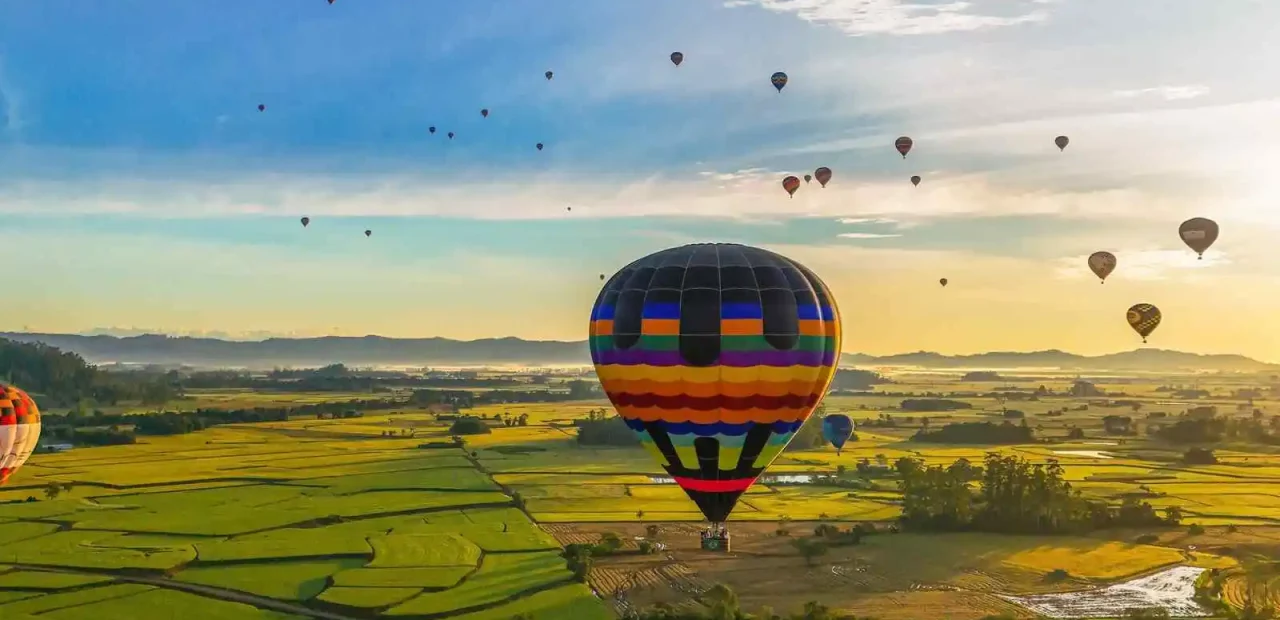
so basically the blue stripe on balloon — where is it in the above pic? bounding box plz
[720,303,763,319]
[642,303,681,319]
[593,304,615,321]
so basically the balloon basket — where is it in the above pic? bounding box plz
[700,531,731,553]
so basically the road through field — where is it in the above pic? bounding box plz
[10,564,361,620]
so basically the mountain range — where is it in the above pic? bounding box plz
[2,332,1276,373]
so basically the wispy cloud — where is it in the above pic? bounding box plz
[838,217,898,225]
[723,0,1051,36]
[838,232,902,239]
[1112,85,1211,102]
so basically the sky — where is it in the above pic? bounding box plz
[3,0,1280,360]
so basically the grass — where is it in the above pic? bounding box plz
[331,567,473,589]
[368,534,483,568]
[174,558,365,600]
[446,583,613,620]
[0,570,113,590]
[35,587,304,620]
[195,529,373,561]
[318,586,423,608]
[385,551,573,616]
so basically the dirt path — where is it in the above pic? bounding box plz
[9,564,361,620]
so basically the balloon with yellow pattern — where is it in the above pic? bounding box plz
[589,243,841,526]
[1126,303,1162,343]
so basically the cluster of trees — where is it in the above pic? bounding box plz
[898,453,1179,533]
[0,339,182,409]
[910,421,1034,445]
[899,398,972,412]
[829,369,888,391]
[576,409,639,446]
[1154,413,1280,445]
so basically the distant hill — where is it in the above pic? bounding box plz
[1,332,1275,372]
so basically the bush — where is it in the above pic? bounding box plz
[448,416,492,435]
[1045,568,1071,582]
[1189,523,1206,536]
[1135,534,1159,544]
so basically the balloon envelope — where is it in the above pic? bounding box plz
[822,415,854,453]
[1127,303,1161,342]
[803,174,812,184]
[670,52,684,66]
[770,72,788,92]
[448,132,455,139]
[1178,217,1219,258]
[300,217,310,227]
[1088,251,1116,282]
[428,126,436,134]
[365,230,372,237]
[590,243,841,523]
[536,143,544,151]
[1055,135,1070,151]
[0,385,41,485]
[911,175,921,187]
[481,109,489,118]
[257,104,265,112]
[939,278,948,287]
[782,176,801,197]
[896,136,913,158]
[545,71,554,80]
[814,167,833,188]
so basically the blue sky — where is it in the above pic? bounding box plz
[4,0,1280,359]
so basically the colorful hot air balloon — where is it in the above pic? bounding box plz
[1088,251,1117,283]
[0,384,41,485]
[911,175,921,187]
[300,217,310,228]
[804,175,812,184]
[448,132,455,139]
[814,167,833,188]
[1127,303,1161,343]
[364,230,372,237]
[536,143,544,151]
[481,108,489,118]
[782,176,801,198]
[1178,217,1219,259]
[258,104,266,112]
[895,137,913,159]
[1055,136,1070,152]
[770,72,788,92]
[822,414,854,455]
[545,71,554,80]
[939,278,948,287]
[590,243,841,527]
[670,52,684,66]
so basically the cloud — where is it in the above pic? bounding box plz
[838,232,901,239]
[1112,85,1211,101]
[1055,249,1230,282]
[723,0,1051,36]
[838,217,898,225]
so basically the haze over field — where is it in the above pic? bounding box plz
[3,1,1280,360]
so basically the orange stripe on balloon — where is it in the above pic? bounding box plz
[641,318,680,336]
[798,320,826,336]
[614,405,813,425]
[592,320,613,336]
[720,319,763,336]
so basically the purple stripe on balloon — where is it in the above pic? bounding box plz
[593,348,835,368]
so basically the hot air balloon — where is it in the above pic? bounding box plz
[803,175,812,184]
[1055,136,1070,152]
[1088,251,1117,283]
[782,176,801,198]
[1126,303,1161,343]
[481,109,489,118]
[300,217,310,228]
[545,71,554,80]
[429,126,436,134]
[567,207,572,212]
[536,143,544,151]
[599,274,605,281]
[822,414,854,455]
[911,175,921,187]
[770,72,788,93]
[590,243,841,529]
[895,137,913,159]
[1178,217,1219,259]
[448,132,455,140]
[0,384,40,485]
[258,104,266,112]
[327,0,334,4]
[814,167,833,188]
[939,278,948,287]
[670,52,684,66]
[364,230,372,237]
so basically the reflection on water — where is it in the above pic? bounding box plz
[1051,450,1114,459]
[649,474,815,484]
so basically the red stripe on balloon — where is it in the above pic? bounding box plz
[673,476,757,492]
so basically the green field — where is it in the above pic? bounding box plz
[1,370,1278,619]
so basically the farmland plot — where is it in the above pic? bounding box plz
[1004,566,1211,618]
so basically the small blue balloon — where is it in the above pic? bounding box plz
[822,414,854,454]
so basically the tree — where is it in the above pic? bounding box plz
[43,481,62,501]
[791,537,828,566]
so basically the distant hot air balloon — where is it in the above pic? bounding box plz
[939,278,948,287]
[1088,251,1117,283]
[258,104,266,112]
[567,207,572,212]
[448,132,455,139]
[670,52,684,66]
[1126,303,1162,343]
[782,176,801,198]
[822,414,855,455]
[895,137,913,159]
[590,243,840,528]
[545,70,554,80]
[429,126,437,134]
[804,174,812,184]
[814,167,832,188]
[911,175,921,187]
[300,217,310,228]
[365,230,372,237]
[536,143,544,151]
[1055,136,1070,152]
[327,0,334,4]
[1178,217,1219,259]
[481,108,489,118]
[770,72,788,93]
[599,273,605,281]
[0,384,40,485]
